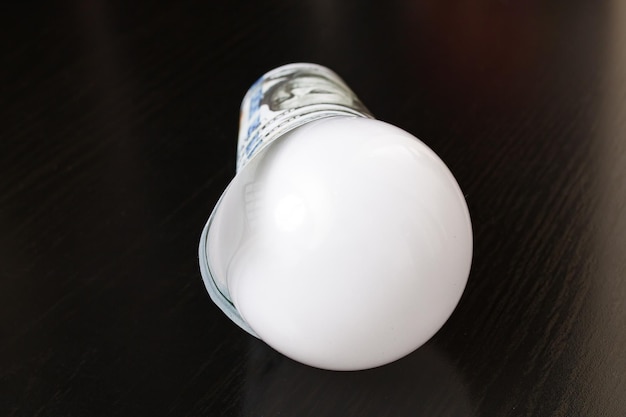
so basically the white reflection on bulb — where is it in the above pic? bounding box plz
[274,194,307,232]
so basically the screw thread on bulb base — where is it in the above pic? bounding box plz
[236,63,373,171]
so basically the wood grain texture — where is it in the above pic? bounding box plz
[1,0,626,416]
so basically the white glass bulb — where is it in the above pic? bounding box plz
[202,116,472,371]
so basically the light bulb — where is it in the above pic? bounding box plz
[199,64,472,371]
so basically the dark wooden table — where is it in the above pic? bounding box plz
[2,1,626,415]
